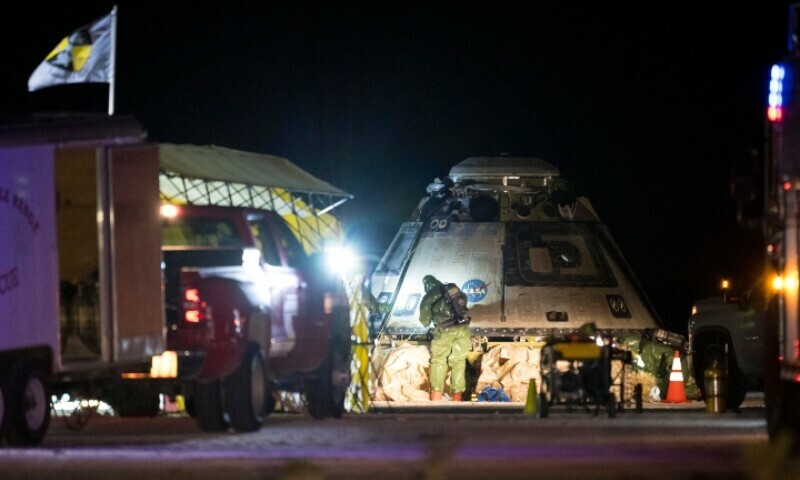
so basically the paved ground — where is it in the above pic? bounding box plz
[0,392,792,480]
[369,391,766,413]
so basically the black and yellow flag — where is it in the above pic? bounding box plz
[28,11,113,91]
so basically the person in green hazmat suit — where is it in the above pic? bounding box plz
[419,275,471,401]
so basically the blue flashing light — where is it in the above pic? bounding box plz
[770,65,785,108]
[769,64,786,122]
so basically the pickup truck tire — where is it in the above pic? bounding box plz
[307,340,351,419]
[3,360,50,446]
[224,343,267,432]
[694,345,748,410]
[727,364,749,410]
[194,380,228,432]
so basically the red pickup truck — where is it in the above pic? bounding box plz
[161,204,351,432]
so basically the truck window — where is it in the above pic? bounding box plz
[247,218,282,266]
[746,278,766,305]
[162,217,244,248]
[271,219,308,268]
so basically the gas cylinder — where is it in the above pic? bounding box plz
[703,358,727,413]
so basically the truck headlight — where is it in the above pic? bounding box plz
[324,243,359,278]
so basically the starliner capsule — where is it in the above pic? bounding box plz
[369,156,661,338]
[366,156,674,406]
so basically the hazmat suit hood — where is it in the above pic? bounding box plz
[422,275,443,293]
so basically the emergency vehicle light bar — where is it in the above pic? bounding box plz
[769,64,785,123]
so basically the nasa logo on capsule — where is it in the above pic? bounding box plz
[461,278,488,303]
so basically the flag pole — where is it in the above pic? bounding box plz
[108,5,118,116]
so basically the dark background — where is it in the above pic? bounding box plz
[1,2,791,333]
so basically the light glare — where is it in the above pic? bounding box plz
[324,243,358,277]
[242,248,261,269]
[786,271,799,291]
[160,204,180,218]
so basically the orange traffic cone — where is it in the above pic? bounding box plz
[663,350,690,403]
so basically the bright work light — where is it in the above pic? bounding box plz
[324,242,359,278]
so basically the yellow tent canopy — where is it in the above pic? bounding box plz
[157,143,352,253]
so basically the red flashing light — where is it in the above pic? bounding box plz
[183,287,207,323]
[784,181,793,191]
[185,288,201,303]
[768,106,783,122]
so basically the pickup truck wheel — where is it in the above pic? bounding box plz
[224,344,267,432]
[726,364,748,410]
[194,380,228,432]
[3,360,50,446]
[699,348,748,410]
[307,344,351,419]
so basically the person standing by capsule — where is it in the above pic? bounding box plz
[419,275,471,401]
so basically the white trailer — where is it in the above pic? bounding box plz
[0,115,164,445]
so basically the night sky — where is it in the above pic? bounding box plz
[1,2,793,333]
